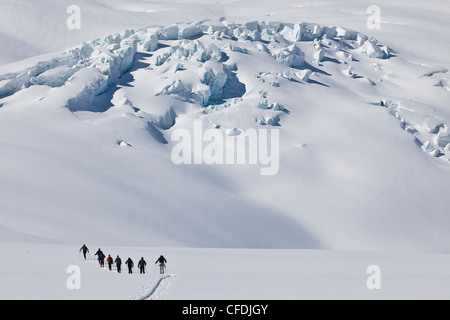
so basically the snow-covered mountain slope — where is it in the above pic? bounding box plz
[1,0,450,254]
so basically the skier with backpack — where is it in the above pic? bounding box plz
[79,244,89,260]
[125,257,134,274]
[106,254,113,270]
[138,257,147,274]
[155,255,167,274]
[115,255,122,273]
[95,248,105,267]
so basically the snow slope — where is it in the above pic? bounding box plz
[0,0,450,300]
[1,1,450,251]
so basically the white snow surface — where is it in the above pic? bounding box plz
[2,243,450,300]
[0,0,450,299]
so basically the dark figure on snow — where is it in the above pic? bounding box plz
[138,257,147,274]
[79,244,89,260]
[95,248,105,267]
[107,254,113,270]
[115,255,122,273]
[125,258,134,274]
[155,255,167,274]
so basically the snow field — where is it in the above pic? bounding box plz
[2,243,450,299]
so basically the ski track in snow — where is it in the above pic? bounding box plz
[129,274,177,300]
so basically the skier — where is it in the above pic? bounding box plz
[95,248,105,267]
[138,257,147,274]
[115,255,122,273]
[125,257,134,274]
[106,254,113,270]
[155,255,167,274]
[79,244,89,260]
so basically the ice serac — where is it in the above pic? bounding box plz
[138,29,159,52]
[173,40,222,62]
[0,55,81,98]
[199,60,228,102]
[177,23,203,40]
[35,66,79,87]
[155,78,196,104]
[272,43,305,68]
[157,23,203,41]
[280,23,336,42]
[199,19,229,34]
[313,48,325,62]
[157,25,179,40]
[294,22,325,41]
[66,67,109,111]
[438,134,450,149]
[358,40,388,59]
[259,20,283,35]
[111,38,138,77]
[335,26,359,40]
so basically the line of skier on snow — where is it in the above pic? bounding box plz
[79,244,167,274]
